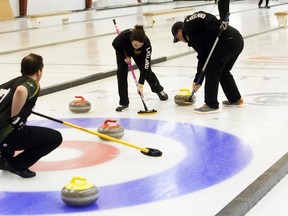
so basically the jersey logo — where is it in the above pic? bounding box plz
[186,12,206,22]
[144,47,151,69]
[0,88,10,104]
[134,50,141,55]
[27,81,35,88]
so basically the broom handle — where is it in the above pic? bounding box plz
[32,111,149,153]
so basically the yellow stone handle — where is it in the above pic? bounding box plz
[178,88,191,96]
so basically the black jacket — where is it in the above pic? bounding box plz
[112,29,153,84]
[183,11,241,84]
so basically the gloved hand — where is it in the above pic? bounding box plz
[10,116,26,131]
[220,20,228,30]
[137,83,144,97]
[192,82,201,93]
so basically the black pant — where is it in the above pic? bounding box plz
[218,0,230,21]
[116,52,163,106]
[1,126,62,171]
[204,33,244,108]
[258,0,269,6]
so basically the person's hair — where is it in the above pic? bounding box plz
[130,25,146,43]
[21,53,44,76]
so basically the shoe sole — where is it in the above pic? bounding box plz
[222,103,244,108]
[116,108,129,112]
[193,109,220,114]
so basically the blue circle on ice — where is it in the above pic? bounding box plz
[0,118,252,214]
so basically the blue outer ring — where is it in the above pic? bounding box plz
[0,118,252,215]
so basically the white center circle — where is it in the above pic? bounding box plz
[40,148,82,162]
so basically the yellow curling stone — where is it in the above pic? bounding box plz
[174,88,196,105]
[61,176,99,206]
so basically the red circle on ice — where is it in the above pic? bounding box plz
[31,141,119,171]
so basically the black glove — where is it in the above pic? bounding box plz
[10,116,26,131]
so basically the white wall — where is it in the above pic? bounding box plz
[8,0,172,17]
[149,0,172,2]
[9,0,87,16]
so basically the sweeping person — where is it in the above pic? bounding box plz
[112,25,168,112]
[171,11,244,114]
[0,53,63,178]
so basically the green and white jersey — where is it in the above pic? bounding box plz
[0,76,40,142]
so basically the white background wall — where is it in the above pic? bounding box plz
[8,0,172,17]
[10,0,89,16]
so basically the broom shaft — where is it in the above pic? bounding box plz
[32,111,149,153]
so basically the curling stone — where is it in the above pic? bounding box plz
[61,176,99,206]
[97,119,124,140]
[174,88,196,105]
[69,96,91,113]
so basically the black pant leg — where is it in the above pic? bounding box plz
[145,69,164,93]
[218,0,230,20]
[258,0,263,6]
[203,33,243,108]
[133,57,164,93]
[204,63,221,108]
[3,126,62,170]
[116,52,129,106]
[219,34,244,102]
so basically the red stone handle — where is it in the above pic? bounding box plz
[74,96,85,102]
[102,119,120,129]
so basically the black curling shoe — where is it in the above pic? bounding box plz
[157,91,168,101]
[12,169,36,178]
[115,105,129,112]
[0,155,36,178]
